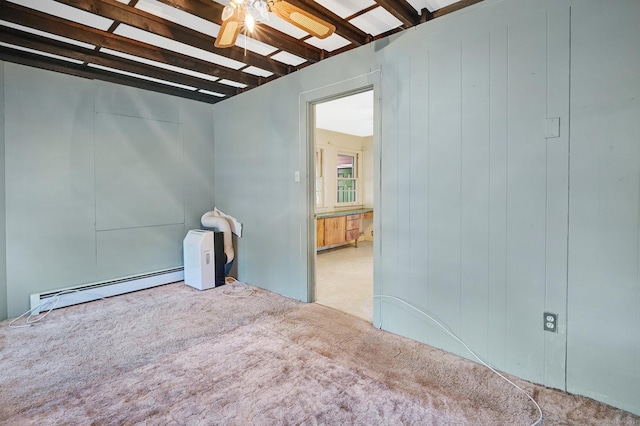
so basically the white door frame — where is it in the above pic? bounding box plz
[297,71,382,325]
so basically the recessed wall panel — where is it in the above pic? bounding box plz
[460,31,491,359]
[503,1,548,383]
[95,113,184,230]
[180,98,216,232]
[96,224,184,280]
[487,24,509,369]
[427,40,463,355]
[94,80,179,122]
[378,59,401,333]
[407,35,430,341]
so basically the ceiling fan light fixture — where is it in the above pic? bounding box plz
[215,19,242,48]
[269,1,335,39]
[215,0,334,48]
[289,11,332,38]
[249,0,270,20]
[221,4,236,21]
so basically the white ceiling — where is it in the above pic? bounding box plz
[315,91,374,138]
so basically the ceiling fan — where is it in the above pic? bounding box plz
[215,0,336,48]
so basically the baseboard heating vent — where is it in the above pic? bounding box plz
[29,268,184,315]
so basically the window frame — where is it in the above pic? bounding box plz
[335,150,361,207]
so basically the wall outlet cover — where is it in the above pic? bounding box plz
[544,312,558,333]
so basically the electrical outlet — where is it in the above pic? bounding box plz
[544,312,558,333]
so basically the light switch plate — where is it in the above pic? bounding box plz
[545,117,560,138]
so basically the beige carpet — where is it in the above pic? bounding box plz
[1,283,638,425]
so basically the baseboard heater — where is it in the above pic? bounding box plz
[29,267,184,315]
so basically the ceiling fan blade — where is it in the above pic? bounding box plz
[215,18,242,48]
[269,1,336,39]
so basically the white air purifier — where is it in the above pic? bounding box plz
[183,230,216,290]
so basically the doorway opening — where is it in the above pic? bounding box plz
[311,90,375,322]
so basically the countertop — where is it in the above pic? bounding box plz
[316,208,373,219]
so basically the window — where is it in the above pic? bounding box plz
[337,153,358,204]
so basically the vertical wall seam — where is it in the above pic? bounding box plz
[181,107,186,232]
[543,9,550,383]
[634,20,640,393]
[487,30,492,361]
[459,39,463,347]
[406,58,411,305]
[0,61,6,320]
[564,5,572,393]
[427,50,431,317]
[504,23,510,367]
[93,83,98,272]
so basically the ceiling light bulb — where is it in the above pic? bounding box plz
[221,4,235,21]
[245,13,255,32]
[254,0,269,20]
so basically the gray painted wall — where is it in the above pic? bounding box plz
[212,0,638,416]
[567,0,640,414]
[2,64,215,318]
[377,0,570,389]
[5,64,97,319]
[0,61,6,322]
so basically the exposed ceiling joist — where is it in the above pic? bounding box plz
[1,1,260,86]
[0,26,239,97]
[432,0,484,18]
[374,0,421,27]
[54,0,289,76]
[0,45,224,102]
[0,0,486,103]
[153,0,325,63]
[286,0,370,45]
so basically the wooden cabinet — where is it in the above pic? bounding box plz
[324,216,346,246]
[316,218,325,247]
[345,214,360,246]
[317,213,363,248]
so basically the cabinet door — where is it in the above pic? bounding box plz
[324,216,346,246]
[316,218,325,247]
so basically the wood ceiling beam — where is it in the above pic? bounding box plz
[284,0,370,46]
[0,1,260,87]
[53,0,289,77]
[0,26,240,97]
[0,0,489,105]
[344,4,378,22]
[153,0,324,64]
[374,0,421,27]
[432,0,484,19]
[0,46,223,103]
